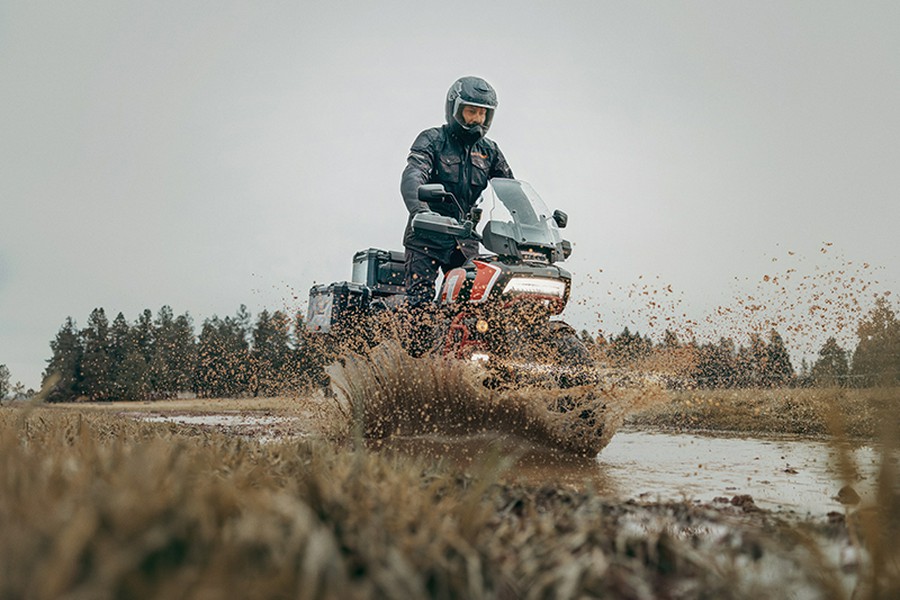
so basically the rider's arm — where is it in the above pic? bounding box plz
[400,130,438,215]
[490,145,514,179]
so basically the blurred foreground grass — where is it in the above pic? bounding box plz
[2,404,898,599]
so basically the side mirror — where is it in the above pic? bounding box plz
[552,209,568,229]
[418,184,455,203]
[561,239,572,259]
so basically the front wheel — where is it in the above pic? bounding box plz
[549,322,597,387]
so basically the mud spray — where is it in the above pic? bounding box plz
[323,342,665,457]
[583,243,894,359]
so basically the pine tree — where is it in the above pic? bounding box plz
[764,329,794,387]
[0,364,9,400]
[663,329,679,349]
[11,381,26,400]
[250,309,292,396]
[150,305,175,397]
[194,309,250,398]
[811,337,849,387]
[195,318,223,397]
[851,297,900,386]
[118,345,151,400]
[222,311,251,395]
[752,333,770,386]
[109,312,150,400]
[81,308,114,401]
[611,327,650,365]
[734,343,754,388]
[43,317,84,402]
[109,313,131,370]
[170,313,197,393]
[291,310,324,390]
[698,338,740,388]
[147,350,169,398]
[235,304,252,344]
[139,307,196,399]
[717,337,738,387]
[249,310,272,396]
[133,309,155,364]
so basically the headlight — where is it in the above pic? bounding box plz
[502,277,566,298]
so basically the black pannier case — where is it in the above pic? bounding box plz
[305,281,371,334]
[352,248,406,296]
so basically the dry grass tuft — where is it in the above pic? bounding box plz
[0,408,499,598]
[821,396,900,599]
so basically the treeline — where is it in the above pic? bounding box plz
[42,305,324,403]
[583,297,900,389]
[39,296,900,402]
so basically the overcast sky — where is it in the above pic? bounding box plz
[2,1,899,389]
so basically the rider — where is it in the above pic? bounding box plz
[400,76,514,319]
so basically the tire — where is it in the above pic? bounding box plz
[549,322,596,387]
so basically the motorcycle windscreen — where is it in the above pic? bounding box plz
[476,178,563,256]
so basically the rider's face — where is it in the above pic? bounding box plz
[460,105,487,126]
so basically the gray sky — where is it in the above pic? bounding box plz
[2,1,899,389]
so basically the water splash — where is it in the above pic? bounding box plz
[324,342,665,456]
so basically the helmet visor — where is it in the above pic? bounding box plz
[453,100,495,132]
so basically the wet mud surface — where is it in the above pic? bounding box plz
[133,409,882,518]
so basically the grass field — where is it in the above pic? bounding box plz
[47,384,900,441]
[626,386,900,440]
[3,380,899,598]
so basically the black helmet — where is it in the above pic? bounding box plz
[445,76,497,143]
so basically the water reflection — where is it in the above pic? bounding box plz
[601,431,886,515]
[374,429,887,516]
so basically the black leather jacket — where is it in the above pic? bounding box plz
[401,124,514,261]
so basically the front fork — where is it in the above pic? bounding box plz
[440,305,553,360]
[442,311,488,359]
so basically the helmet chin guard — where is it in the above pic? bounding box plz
[445,76,497,143]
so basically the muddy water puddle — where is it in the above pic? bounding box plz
[378,429,885,517]
[139,414,290,427]
[596,430,882,515]
[135,413,309,443]
[135,411,884,517]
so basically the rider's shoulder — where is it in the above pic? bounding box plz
[412,126,445,145]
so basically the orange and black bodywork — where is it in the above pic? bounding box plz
[439,259,571,312]
[434,257,573,360]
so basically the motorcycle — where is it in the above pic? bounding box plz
[409,178,595,387]
[306,178,596,389]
